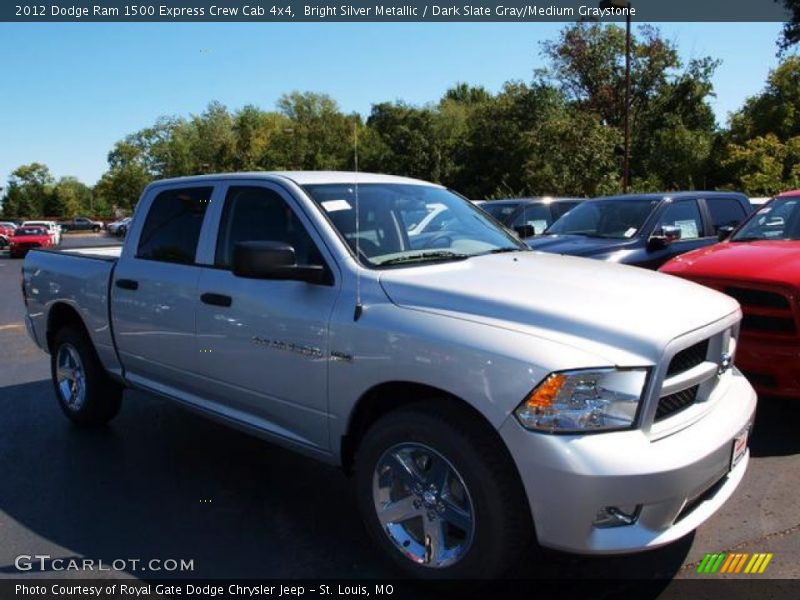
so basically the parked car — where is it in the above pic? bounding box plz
[660,190,800,398]
[107,217,132,237]
[528,192,753,269]
[10,226,55,258]
[59,216,103,232]
[22,172,755,578]
[22,220,61,245]
[481,197,584,237]
[0,221,16,248]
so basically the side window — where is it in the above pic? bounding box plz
[511,204,550,233]
[137,187,212,264]
[552,201,580,220]
[656,200,703,240]
[706,198,747,234]
[215,186,323,269]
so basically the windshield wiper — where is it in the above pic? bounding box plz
[732,236,767,242]
[482,247,527,255]
[376,251,470,266]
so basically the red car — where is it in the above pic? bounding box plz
[9,226,55,258]
[0,222,15,248]
[660,190,800,398]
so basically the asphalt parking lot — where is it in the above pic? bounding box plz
[1,234,799,583]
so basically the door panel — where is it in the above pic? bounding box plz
[195,183,341,450]
[111,185,214,390]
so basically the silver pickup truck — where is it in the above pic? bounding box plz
[22,172,756,578]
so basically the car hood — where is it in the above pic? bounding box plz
[379,251,739,364]
[526,234,637,257]
[661,240,800,287]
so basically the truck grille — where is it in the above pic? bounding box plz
[741,314,796,335]
[666,340,709,377]
[655,385,700,422]
[725,287,790,310]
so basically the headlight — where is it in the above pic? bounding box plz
[514,368,649,433]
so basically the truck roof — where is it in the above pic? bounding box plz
[147,171,441,188]
[591,191,747,202]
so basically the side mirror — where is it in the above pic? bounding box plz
[514,224,536,239]
[717,225,736,241]
[648,225,682,250]
[233,241,330,285]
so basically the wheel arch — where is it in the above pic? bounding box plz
[340,381,508,474]
[46,302,91,353]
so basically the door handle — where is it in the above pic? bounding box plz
[115,279,139,291]
[201,292,232,307]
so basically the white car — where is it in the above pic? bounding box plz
[22,221,61,245]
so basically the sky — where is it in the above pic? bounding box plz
[0,21,787,188]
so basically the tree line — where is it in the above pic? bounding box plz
[2,22,800,218]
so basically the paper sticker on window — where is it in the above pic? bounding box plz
[530,220,548,234]
[674,219,699,239]
[624,227,637,238]
[321,199,352,212]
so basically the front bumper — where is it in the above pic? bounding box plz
[499,369,756,554]
[737,335,800,398]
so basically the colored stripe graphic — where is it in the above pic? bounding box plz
[702,552,774,574]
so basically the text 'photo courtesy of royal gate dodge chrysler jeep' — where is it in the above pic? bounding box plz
[22,172,756,579]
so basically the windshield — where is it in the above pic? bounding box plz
[304,183,526,267]
[546,198,659,239]
[732,197,800,241]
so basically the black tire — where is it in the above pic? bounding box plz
[50,326,123,427]
[92,225,101,233]
[354,403,532,579]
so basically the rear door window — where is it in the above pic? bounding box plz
[705,198,748,234]
[137,187,212,264]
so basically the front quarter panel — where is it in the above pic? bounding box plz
[327,288,628,461]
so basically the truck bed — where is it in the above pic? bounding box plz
[22,247,123,377]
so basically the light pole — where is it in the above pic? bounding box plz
[600,0,632,193]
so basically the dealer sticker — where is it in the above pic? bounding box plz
[731,425,749,470]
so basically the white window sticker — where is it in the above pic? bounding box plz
[674,219,699,239]
[624,227,637,238]
[321,199,352,212]
[530,220,548,234]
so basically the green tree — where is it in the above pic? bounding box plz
[729,56,800,143]
[538,23,719,192]
[52,176,94,217]
[778,0,800,54]
[0,163,54,217]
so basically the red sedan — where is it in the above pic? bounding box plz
[9,226,55,258]
[660,190,800,398]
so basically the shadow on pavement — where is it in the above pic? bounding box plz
[749,395,800,458]
[0,379,701,585]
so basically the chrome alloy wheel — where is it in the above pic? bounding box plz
[56,343,86,411]
[372,443,475,568]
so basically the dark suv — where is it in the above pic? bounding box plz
[481,197,584,237]
[527,191,752,269]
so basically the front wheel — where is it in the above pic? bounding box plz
[354,404,532,579]
[50,326,123,427]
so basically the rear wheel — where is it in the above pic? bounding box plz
[50,326,123,427]
[354,404,532,579]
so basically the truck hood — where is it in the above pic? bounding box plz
[661,240,800,287]
[379,252,739,363]
[526,234,636,258]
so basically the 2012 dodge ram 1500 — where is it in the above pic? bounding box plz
[22,172,756,578]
